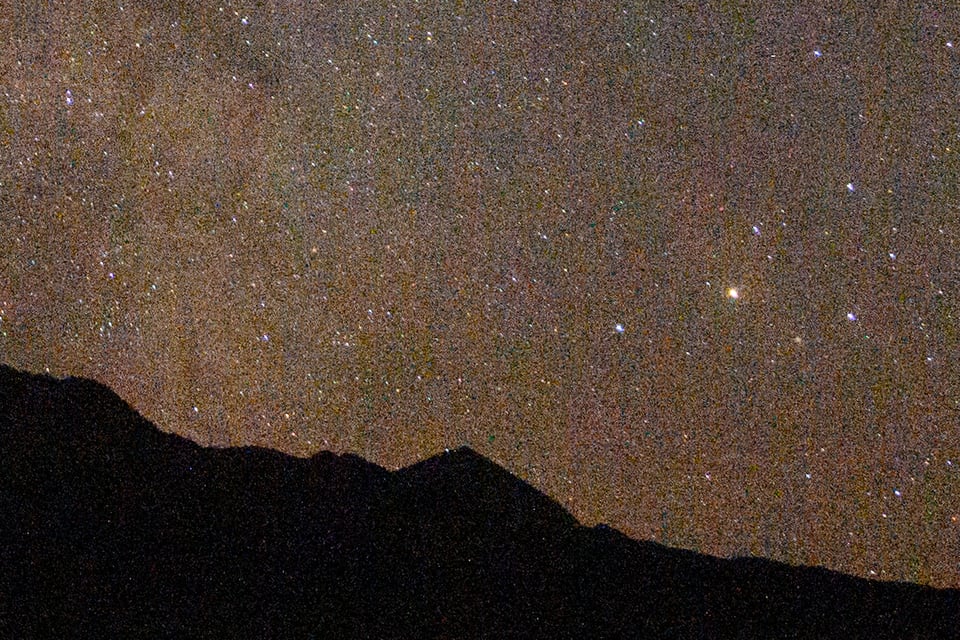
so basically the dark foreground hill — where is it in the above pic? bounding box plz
[1,365,957,638]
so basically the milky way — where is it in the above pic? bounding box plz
[1,1,958,586]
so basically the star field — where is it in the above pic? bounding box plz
[1,1,958,586]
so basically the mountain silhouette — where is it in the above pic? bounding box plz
[1,364,957,638]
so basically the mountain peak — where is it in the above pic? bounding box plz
[405,444,496,470]
[395,444,580,532]
[440,444,484,459]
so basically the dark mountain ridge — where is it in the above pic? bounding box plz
[1,364,956,638]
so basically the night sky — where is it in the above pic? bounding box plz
[2,1,959,587]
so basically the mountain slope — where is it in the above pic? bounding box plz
[1,365,956,638]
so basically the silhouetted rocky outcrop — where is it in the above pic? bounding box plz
[1,364,957,638]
